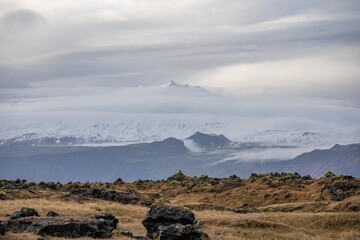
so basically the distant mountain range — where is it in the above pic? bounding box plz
[1,81,355,148]
[284,144,360,177]
[0,132,358,182]
[0,123,337,147]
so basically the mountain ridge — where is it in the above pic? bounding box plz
[0,132,359,182]
[185,131,232,150]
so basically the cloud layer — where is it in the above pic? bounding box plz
[0,0,359,119]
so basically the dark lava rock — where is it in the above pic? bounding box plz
[155,223,209,240]
[114,178,124,185]
[329,186,345,201]
[325,175,359,201]
[142,206,195,237]
[167,171,187,182]
[249,172,312,187]
[93,213,119,229]
[0,221,6,235]
[77,188,146,205]
[37,221,112,238]
[324,171,336,178]
[6,214,119,238]
[46,211,60,217]
[142,206,209,240]
[10,207,40,219]
[45,182,57,190]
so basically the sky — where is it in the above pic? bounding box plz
[0,0,359,138]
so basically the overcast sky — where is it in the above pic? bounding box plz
[0,0,360,109]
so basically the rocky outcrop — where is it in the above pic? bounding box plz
[5,208,118,238]
[0,221,6,235]
[10,207,39,219]
[46,211,60,217]
[93,213,119,229]
[167,171,187,182]
[320,173,360,201]
[72,188,151,206]
[36,218,117,238]
[249,172,313,187]
[328,180,359,201]
[142,206,209,240]
[155,223,208,240]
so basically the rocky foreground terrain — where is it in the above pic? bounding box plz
[0,171,359,239]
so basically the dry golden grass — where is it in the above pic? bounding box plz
[0,198,147,239]
[327,196,360,212]
[118,174,359,211]
[197,210,360,240]
[1,198,359,240]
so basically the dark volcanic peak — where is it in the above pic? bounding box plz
[162,80,215,97]
[147,137,188,154]
[186,131,231,150]
[166,80,189,87]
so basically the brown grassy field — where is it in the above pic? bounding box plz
[1,198,360,240]
[1,172,359,239]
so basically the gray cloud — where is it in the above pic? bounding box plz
[0,0,359,106]
[1,8,45,28]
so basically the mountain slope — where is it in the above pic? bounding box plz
[284,144,360,177]
[185,131,232,150]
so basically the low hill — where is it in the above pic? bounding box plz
[185,131,232,150]
[1,171,359,212]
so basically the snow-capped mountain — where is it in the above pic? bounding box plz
[0,81,357,147]
[0,122,345,147]
[0,120,227,146]
[241,129,333,145]
[160,80,216,97]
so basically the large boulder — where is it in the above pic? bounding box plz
[6,211,119,239]
[10,207,39,219]
[155,223,209,240]
[36,219,115,238]
[93,213,119,229]
[142,206,195,238]
[142,206,208,240]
